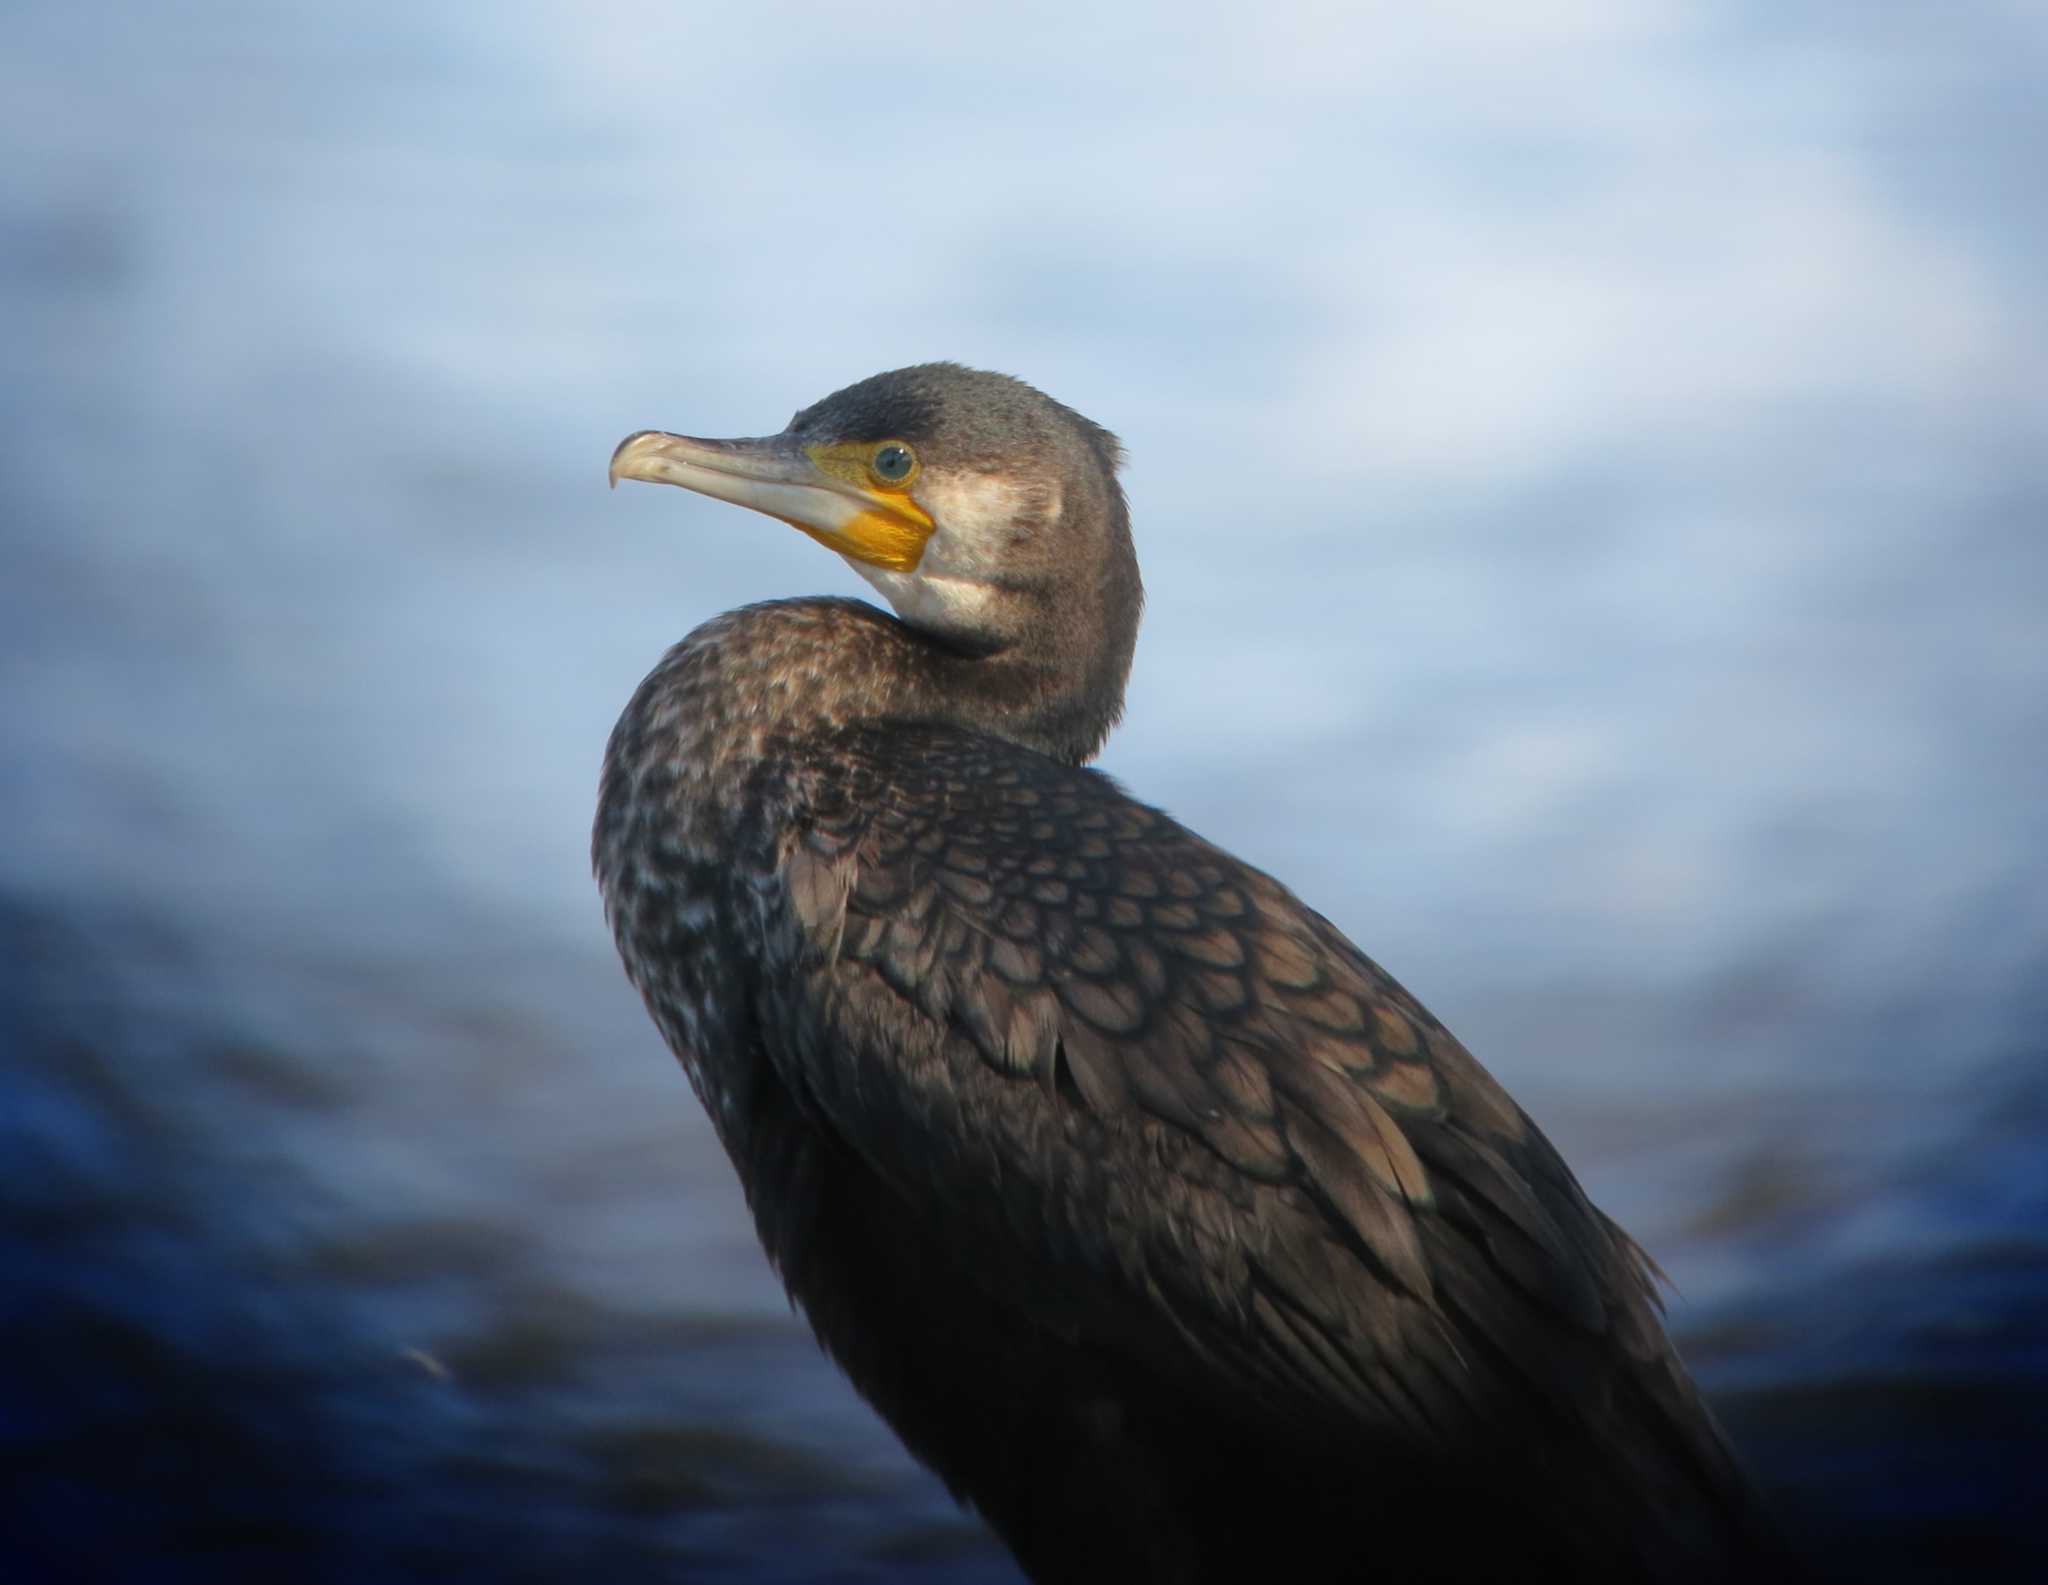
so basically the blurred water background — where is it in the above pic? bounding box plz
[4,3,2045,1580]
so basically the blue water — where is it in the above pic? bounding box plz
[4,4,2044,1579]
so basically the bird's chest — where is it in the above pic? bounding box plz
[594,759,789,1141]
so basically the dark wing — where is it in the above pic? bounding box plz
[751,720,1752,1534]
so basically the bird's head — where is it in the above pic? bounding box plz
[610,363,1138,663]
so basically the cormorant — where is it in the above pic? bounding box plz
[595,364,1778,1583]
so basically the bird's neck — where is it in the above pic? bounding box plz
[596,594,1137,922]
[649,596,1132,772]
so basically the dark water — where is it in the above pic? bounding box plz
[5,3,2047,1580]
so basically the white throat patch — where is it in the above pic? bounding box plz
[844,471,1059,642]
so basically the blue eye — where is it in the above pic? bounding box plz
[872,443,916,483]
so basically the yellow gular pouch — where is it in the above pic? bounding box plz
[801,441,935,572]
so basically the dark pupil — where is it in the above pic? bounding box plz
[875,445,911,480]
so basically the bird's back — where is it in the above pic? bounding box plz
[600,701,1777,1582]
